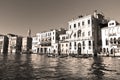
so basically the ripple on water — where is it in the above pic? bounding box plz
[0,54,120,80]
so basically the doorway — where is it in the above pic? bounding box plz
[78,43,81,55]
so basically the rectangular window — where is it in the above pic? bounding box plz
[82,21,84,26]
[78,22,80,26]
[88,20,90,24]
[106,39,109,45]
[83,41,85,46]
[66,44,68,47]
[74,24,76,28]
[93,41,95,46]
[82,32,85,37]
[62,37,65,40]
[70,42,71,49]
[53,36,54,40]
[89,47,91,49]
[69,25,71,29]
[83,47,85,49]
[74,42,76,49]
[89,41,91,46]
[88,31,90,36]
[62,44,64,47]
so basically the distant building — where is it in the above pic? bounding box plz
[7,34,22,53]
[101,20,120,56]
[0,35,9,53]
[33,28,66,54]
[32,36,39,53]
[22,37,32,52]
[22,29,32,53]
[59,33,69,55]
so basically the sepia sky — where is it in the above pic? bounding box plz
[0,0,120,36]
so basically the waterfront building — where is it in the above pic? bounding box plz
[101,20,120,56]
[32,32,42,53]
[32,10,108,56]
[22,37,32,52]
[59,32,69,55]
[22,29,32,53]
[32,36,39,53]
[67,10,107,55]
[7,34,22,53]
[33,28,66,54]
[0,35,9,53]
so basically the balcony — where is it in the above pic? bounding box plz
[41,41,51,46]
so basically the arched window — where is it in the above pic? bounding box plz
[78,30,81,37]
[118,37,120,44]
[110,38,113,44]
[89,41,91,46]
[107,48,109,52]
[114,38,117,44]
[103,48,106,53]
[106,39,108,45]
[70,42,71,46]
[74,42,76,46]
[70,42,71,49]
[74,42,76,49]
[78,43,81,48]
[74,33,76,38]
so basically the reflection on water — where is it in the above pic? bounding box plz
[90,57,105,80]
[0,54,120,80]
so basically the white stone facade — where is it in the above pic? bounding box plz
[68,15,93,55]
[101,20,120,56]
[32,11,107,56]
[59,34,69,55]
[32,36,39,53]
[33,29,66,54]
[7,34,22,53]
[22,37,32,52]
[0,35,8,53]
[67,12,106,55]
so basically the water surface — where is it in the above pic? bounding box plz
[0,54,120,80]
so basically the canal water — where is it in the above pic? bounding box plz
[0,54,120,80]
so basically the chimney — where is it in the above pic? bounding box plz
[27,29,31,37]
[78,15,83,18]
[93,10,98,18]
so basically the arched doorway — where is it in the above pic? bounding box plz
[78,43,81,55]
[37,48,39,53]
[110,48,114,54]
[41,48,43,53]
[44,48,47,53]
[53,49,56,53]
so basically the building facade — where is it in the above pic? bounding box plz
[67,11,107,55]
[32,36,39,53]
[32,11,109,56]
[59,33,69,55]
[0,35,9,53]
[7,34,22,53]
[101,20,120,56]
[32,28,66,54]
[22,37,32,52]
